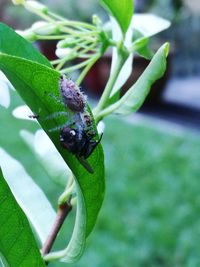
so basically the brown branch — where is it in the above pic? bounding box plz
[41,201,72,257]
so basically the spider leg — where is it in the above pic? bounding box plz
[76,155,94,174]
[80,133,103,159]
[45,92,65,106]
[49,121,75,132]
[44,111,70,121]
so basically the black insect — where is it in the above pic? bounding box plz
[28,114,39,119]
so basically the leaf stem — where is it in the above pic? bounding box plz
[95,98,122,123]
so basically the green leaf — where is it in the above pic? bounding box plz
[110,43,169,115]
[100,0,133,34]
[132,37,154,60]
[0,23,50,67]
[0,23,105,262]
[0,148,56,245]
[0,167,45,266]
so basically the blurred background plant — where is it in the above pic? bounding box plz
[2,0,200,76]
[140,0,200,76]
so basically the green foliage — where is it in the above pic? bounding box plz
[0,23,105,262]
[100,0,134,34]
[0,168,45,266]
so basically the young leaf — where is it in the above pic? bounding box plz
[0,23,105,262]
[131,37,154,60]
[0,167,45,266]
[100,0,133,34]
[106,43,169,115]
[132,14,171,38]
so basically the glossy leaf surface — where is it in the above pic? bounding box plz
[0,168,45,266]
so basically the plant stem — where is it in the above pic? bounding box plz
[41,201,72,256]
[35,34,66,40]
[48,12,97,30]
[61,57,94,73]
[76,53,100,86]
[24,3,55,23]
[93,53,126,117]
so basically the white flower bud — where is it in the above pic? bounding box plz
[31,21,58,35]
[55,48,77,59]
[16,29,37,41]
[25,1,48,14]
[92,14,102,26]
[12,0,25,5]
[57,38,76,48]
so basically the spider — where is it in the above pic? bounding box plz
[60,125,103,159]
[46,75,102,171]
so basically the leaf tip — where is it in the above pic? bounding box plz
[164,42,170,57]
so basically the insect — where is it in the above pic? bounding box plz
[48,75,102,171]
[28,114,39,119]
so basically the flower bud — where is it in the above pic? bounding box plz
[92,15,102,26]
[16,29,37,41]
[12,0,25,5]
[25,1,48,14]
[31,21,58,35]
[57,38,80,48]
[55,48,77,59]
[57,39,66,48]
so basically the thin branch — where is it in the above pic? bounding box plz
[41,201,72,257]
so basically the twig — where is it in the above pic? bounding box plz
[41,201,72,257]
